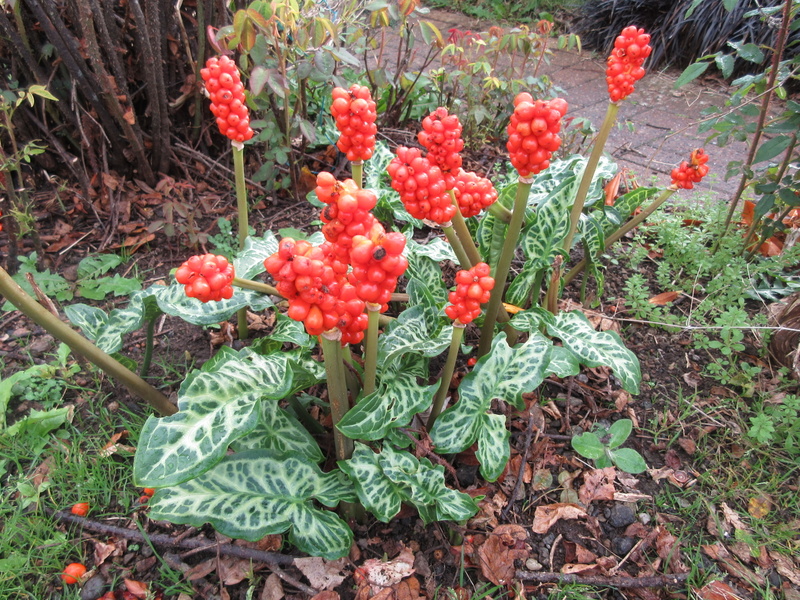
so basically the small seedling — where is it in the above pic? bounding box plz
[572,418,648,474]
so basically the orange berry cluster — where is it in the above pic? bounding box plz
[331,85,378,162]
[263,239,367,342]
[507,93,568,177]
[671,148,710,190]
[387,147,456,224]
[200,56,254,143]
[349,231,408,308]
[418,107,464,190]
[445,262,495,324]
[175,254,235,303]
[453,168,498,218]
[606,26,652,103]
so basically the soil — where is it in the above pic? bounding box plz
[1,134,797,600]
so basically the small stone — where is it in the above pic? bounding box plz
[525,559,543,571]
[612,536,635,556]
[608,505,636,528]
[79,574,107,600]
[456,465,478,487]
[638,513,651,525]
[767,570,782,588]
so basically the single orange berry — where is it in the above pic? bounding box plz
[142,488,156,497]
[70,502,89,516]
[61,562,87,585]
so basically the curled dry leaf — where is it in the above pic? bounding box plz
[124,579,149,599]
[294,557,349,591]
[693,580,747,600]
[477,524,530,586]
[578,467,616,505]
[648,291,680,306]
[356,547,415,593]
[532,503,588,534]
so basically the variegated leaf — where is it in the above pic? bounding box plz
[545,345,581,378]
[337,371,437,440]
[284,349,326,395]
[579,213,606,262]
[546,311,641,393]
[338,443,405,522]
[149,450,354,559]
[64,290,154,354]
[233,400,323,463]
[509,307,554,333]
[522,176,576,267]
[405,234,457,263]
[377,305,452,372]
[505,261,541,308]
[476,413,510,481]
[406,254,448,305]
[235,231,279,280]
[134,352,292,487]
[152,282,273,326]
[270,313,314,347]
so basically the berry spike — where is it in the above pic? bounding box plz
[331,85,378,163]
[418,107,464,190]
[200,56,254,143]
[445,262,495,324]
[670,148,710,190]
[606,26,652,103]
[175,254,235,303]
[506,94,568,178]
[386,146,456,224]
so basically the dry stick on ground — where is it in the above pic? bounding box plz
[500,413,538,520]
[517,571,690,588]
[50,511,318,595]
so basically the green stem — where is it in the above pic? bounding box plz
[362,305,381,396]
[232,277,279,297]
[428,323,465,430]
[477,179,532,358]
[563,187,677,286]
[319,331,353,462]
[139,316,156,378]
[488,200,513,223]
[287,395,325,435]
[442,223,472,270]
[233,143,249,340]
[0,267,175,416]
[448,190,483,266]
[351,160,363,189]
[528,269,545,309]
[745,205,794,261]
[562,102,620,253]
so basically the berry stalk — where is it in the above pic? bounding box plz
[442,223,472,270]
[362,303,382,396]
[427,322,465,430]
[320,330,354,462]
[351,160,363,190]
[232,276,279,297]
[233,144,249,339]
[477,180,532,357]
[447,189,483,267]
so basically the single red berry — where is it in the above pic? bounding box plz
[70,502,89,517]
[61,563,87,585]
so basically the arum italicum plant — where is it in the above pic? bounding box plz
[2,25,717,560]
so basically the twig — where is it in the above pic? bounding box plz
[517,571,690,588]
[500,413,537,519]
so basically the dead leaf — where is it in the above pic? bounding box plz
[747,494,772,519]
[123,109,136,125]
[357,547,415,593]
[721,503,750,532]
[561,563,603,575]
[701,544,731,561]
[665,449,681,470]
[394,576,424,600]
[655,526,687,573]
[677,437,696,455]
[574,544,598,564]
[99,431,136,457]
[185,557,217,581]
[218,556,252,586]
[237,534,283,553]
[124,579,149,599]
[294,557,349,591]
[693,580,746,600]
[309,593,339,600]
[769,551,800,586]
[578,467,616,505]
[261,573,284,600]
[478,524,530,586]
[648,291,680,305]
[532,503,588,534]
[93,539,122,566]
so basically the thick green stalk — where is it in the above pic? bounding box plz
[233,143,249,339]
[0,267,175,416]
[232,277,279,297]
[488,200,513,223]
[563,187,677,286]
[442,223,472,270]
[427,323,465,430]
[362,304,381,396]
[562,102,620,253]
[477,179,532,357]
[351,160,363,189]
[320,331,353,462]
[139,316,156,378]
[448,190,482,266]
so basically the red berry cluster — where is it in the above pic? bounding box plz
[316,172,380,263]
[445,262,495,324]
[387,147,456,224]
[200,56,254,143]
[263,239,368,342]
[507,94,568,177]
[418,108,464,190]
[453,169,498,218]
[331,85,378,162]
[349,231,408,308]
[606,26,652,103]
[671,148,710,190]
[175,254,235,303]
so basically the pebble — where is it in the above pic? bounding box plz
[612,536,636,555]
[525,558,543,571]
[79,575,107,600]
[639,512,651,525]
[767,570,782,588]
[608,504,636,528]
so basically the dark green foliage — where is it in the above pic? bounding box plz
[572,0,799,74]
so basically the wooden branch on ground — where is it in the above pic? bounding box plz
[517,571,690,588]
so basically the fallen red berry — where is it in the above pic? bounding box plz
[142,488,156,497]
[61,562,87,585]
[70,502,89,517]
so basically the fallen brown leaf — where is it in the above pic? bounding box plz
[677,437,696,455]
[722,503,750,532]
[747,494,772,519]
[478,524,530,586]
[394,575,424,600]
[769,551,800,586]
[260,573,284,600]
[309,592,339,600]
[218,556,252,586]
[294,557,349,591]
[578,467,616,505]
[184,557,217,581]
[532,503,588,534]
[655,526,687,573]
[693,580,746,600]
[357,547,415,593]
[124,579,149,599]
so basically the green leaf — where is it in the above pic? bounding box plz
[377,306,452,372]
[65,291,151,354]
[76,254,124,279]
[610,448,648,474]
[2,407,71,438]
[715,54,735,79]
[133,353,292,487]
[674,62,710,89]
[733,42,764,64]
[607,419,632,449]
[546,311,641,393]
[571,432,604,460]
[78,274,142,300]
[152,282,273,326]
[521,175,576,266]
[149,450,354,559]
[0,364,50,425]
[545,346,580,378]
[270,313,313,347]
[337,371,437,440]
[405,254,448,305]
[235,231,279,280]
[579,213,605,261]
[233,400,323,463]
[475,414,510,482]
[753,135,793,164]
[748,413,775,444]
[684,0,703,18]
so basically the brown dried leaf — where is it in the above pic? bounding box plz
[478,524,530,586]
[648,291,680,305]
[532,503,588,534]
[394,576,424,600]
[677,437,696,455]
[260,573,284,600]
[93,539,121,566]
[655,527,687,573]
[701,544,730,561]
[578,467,616,505]
[358,547,415,592]
[185,557,217,581]
[574,544,598,564]
[309,593,339,600]
[99,430,136,457]
[124,579,149,599]
[561,563,603,575]
[747,494,772,519]
[769,551,800,586]
[693,580,746,600]
[721,503,750,532]
[294,557,349,591]
[218,556,252,586]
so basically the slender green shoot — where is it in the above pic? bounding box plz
[233,142,249,339]
[362,304,381,396]
[428,323,465,429]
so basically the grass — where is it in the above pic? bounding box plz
[423,0,586,24]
